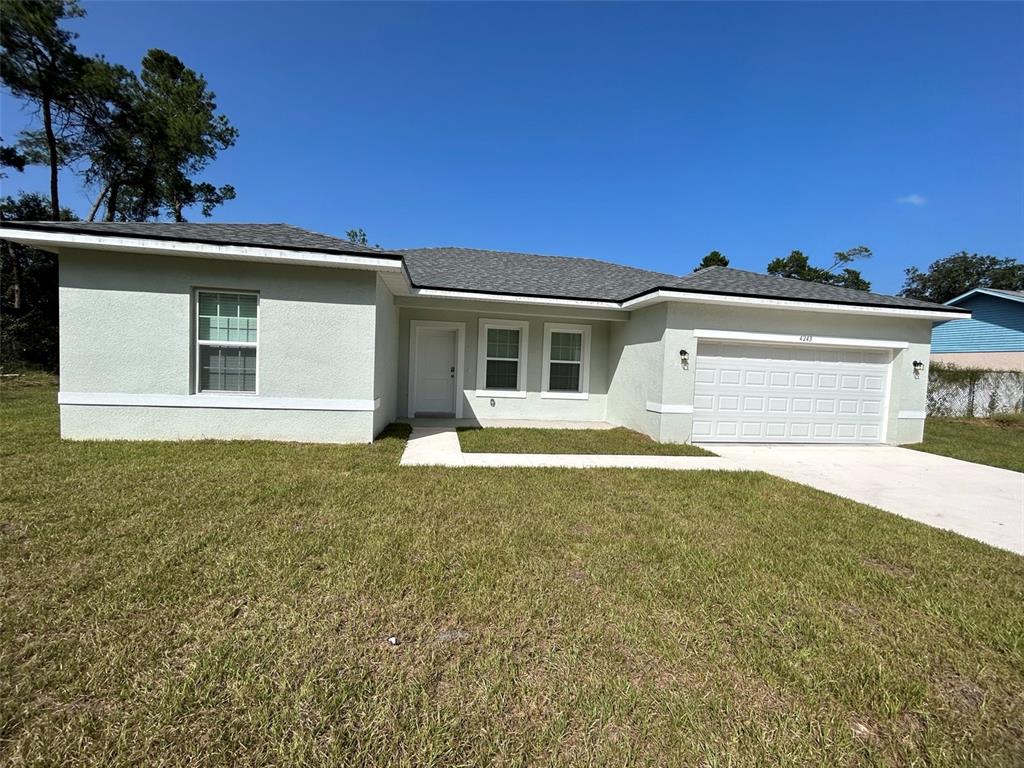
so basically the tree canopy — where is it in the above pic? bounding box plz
[767,247,872,291]
[694,250,729,271]
[900,252,1024,304]
[1,1,238,372]
[1,1,238,223]
[83,49,238,222]
[0,0,88,219]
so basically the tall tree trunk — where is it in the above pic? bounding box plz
[87,181,110,221]
[41,96,60,220]
[4,242,21,310]
[104,182,120,221]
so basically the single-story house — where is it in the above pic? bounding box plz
[930,288,1024,371]
[2,222,969,445]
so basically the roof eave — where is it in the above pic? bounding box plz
[622,288,972,320]
[0,227,404,272]
[945,287,1024,306]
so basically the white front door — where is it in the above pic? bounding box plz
[692,341,891,443]
[413,328,458,416]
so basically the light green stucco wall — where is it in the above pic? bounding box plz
[58,249,378,442]
[396,304,615,422]
[606,304,666,440]
[373,277,400,436]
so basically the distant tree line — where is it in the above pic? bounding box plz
[693,248,1022,303]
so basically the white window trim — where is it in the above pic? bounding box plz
[407,320,466,418]
[194,289,259,395]
[476,319,529,397]
[541,323,591,400]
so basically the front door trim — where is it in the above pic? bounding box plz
[408,320,465,418]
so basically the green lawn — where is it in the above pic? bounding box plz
[457,426,714,455]
[2,380,1023,767]
[908,414,1024,473]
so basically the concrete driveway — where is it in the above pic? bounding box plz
[705,444,1024,555]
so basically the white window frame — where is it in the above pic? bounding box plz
[541,323,591,400]
[194,289,260,395]
[476,319,529,398]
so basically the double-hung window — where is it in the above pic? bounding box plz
[542,323,591,399]
[195,291,258,393]
[477,319,529,397]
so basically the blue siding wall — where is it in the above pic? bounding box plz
[932,294,1024,352]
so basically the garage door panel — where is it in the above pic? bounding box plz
[694,342,890,443]
[695,368,716,385]
[793,373,814,388]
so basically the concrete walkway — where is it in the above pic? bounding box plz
[399,426,745,470]
[707,444,1024,555]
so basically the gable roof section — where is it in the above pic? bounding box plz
[2,221,402,258]
[945,287,1024,306]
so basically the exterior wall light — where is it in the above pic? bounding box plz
[912,360,924,379]
[679,349,689,369]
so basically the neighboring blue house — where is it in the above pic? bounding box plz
[931,288,1024,371]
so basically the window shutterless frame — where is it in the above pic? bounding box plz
[541,322,591,399]
[475,319,529,398]
[193,289,260,395]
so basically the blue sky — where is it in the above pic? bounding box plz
[2,1,1021,294]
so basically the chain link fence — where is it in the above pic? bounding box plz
[927,363,1024,417]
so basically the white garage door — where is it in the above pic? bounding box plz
[692,342,891,443]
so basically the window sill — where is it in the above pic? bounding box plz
[541,391,589,400]
[475,390,527,399]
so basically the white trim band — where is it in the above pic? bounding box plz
[625,290,970,320]
[475,390,527,399]
[541,391,589,400]
[693,329,910,349]
[646,402,694,414]
[410,287,622,310]
[0,228,403,272]
[897,410,927,419]
[59,392,380,411]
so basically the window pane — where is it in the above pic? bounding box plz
[549,361,581,392]
[198,292,257,342]
[486,328,519,359]
[199,346,257,392]
[550,332,582,362]
[486,359,519,390]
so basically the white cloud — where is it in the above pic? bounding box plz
[897,194,927,206]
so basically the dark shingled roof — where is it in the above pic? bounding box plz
[1,221,401,258]
[1,221,960,312]
[399,247,960,312]
[672,265,957,312]
[397,246,685,302]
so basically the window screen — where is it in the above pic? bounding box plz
[485,327,520,390]
[196,292,257,393]
[547,331,583,392]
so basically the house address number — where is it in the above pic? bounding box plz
[798,335,814,342]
